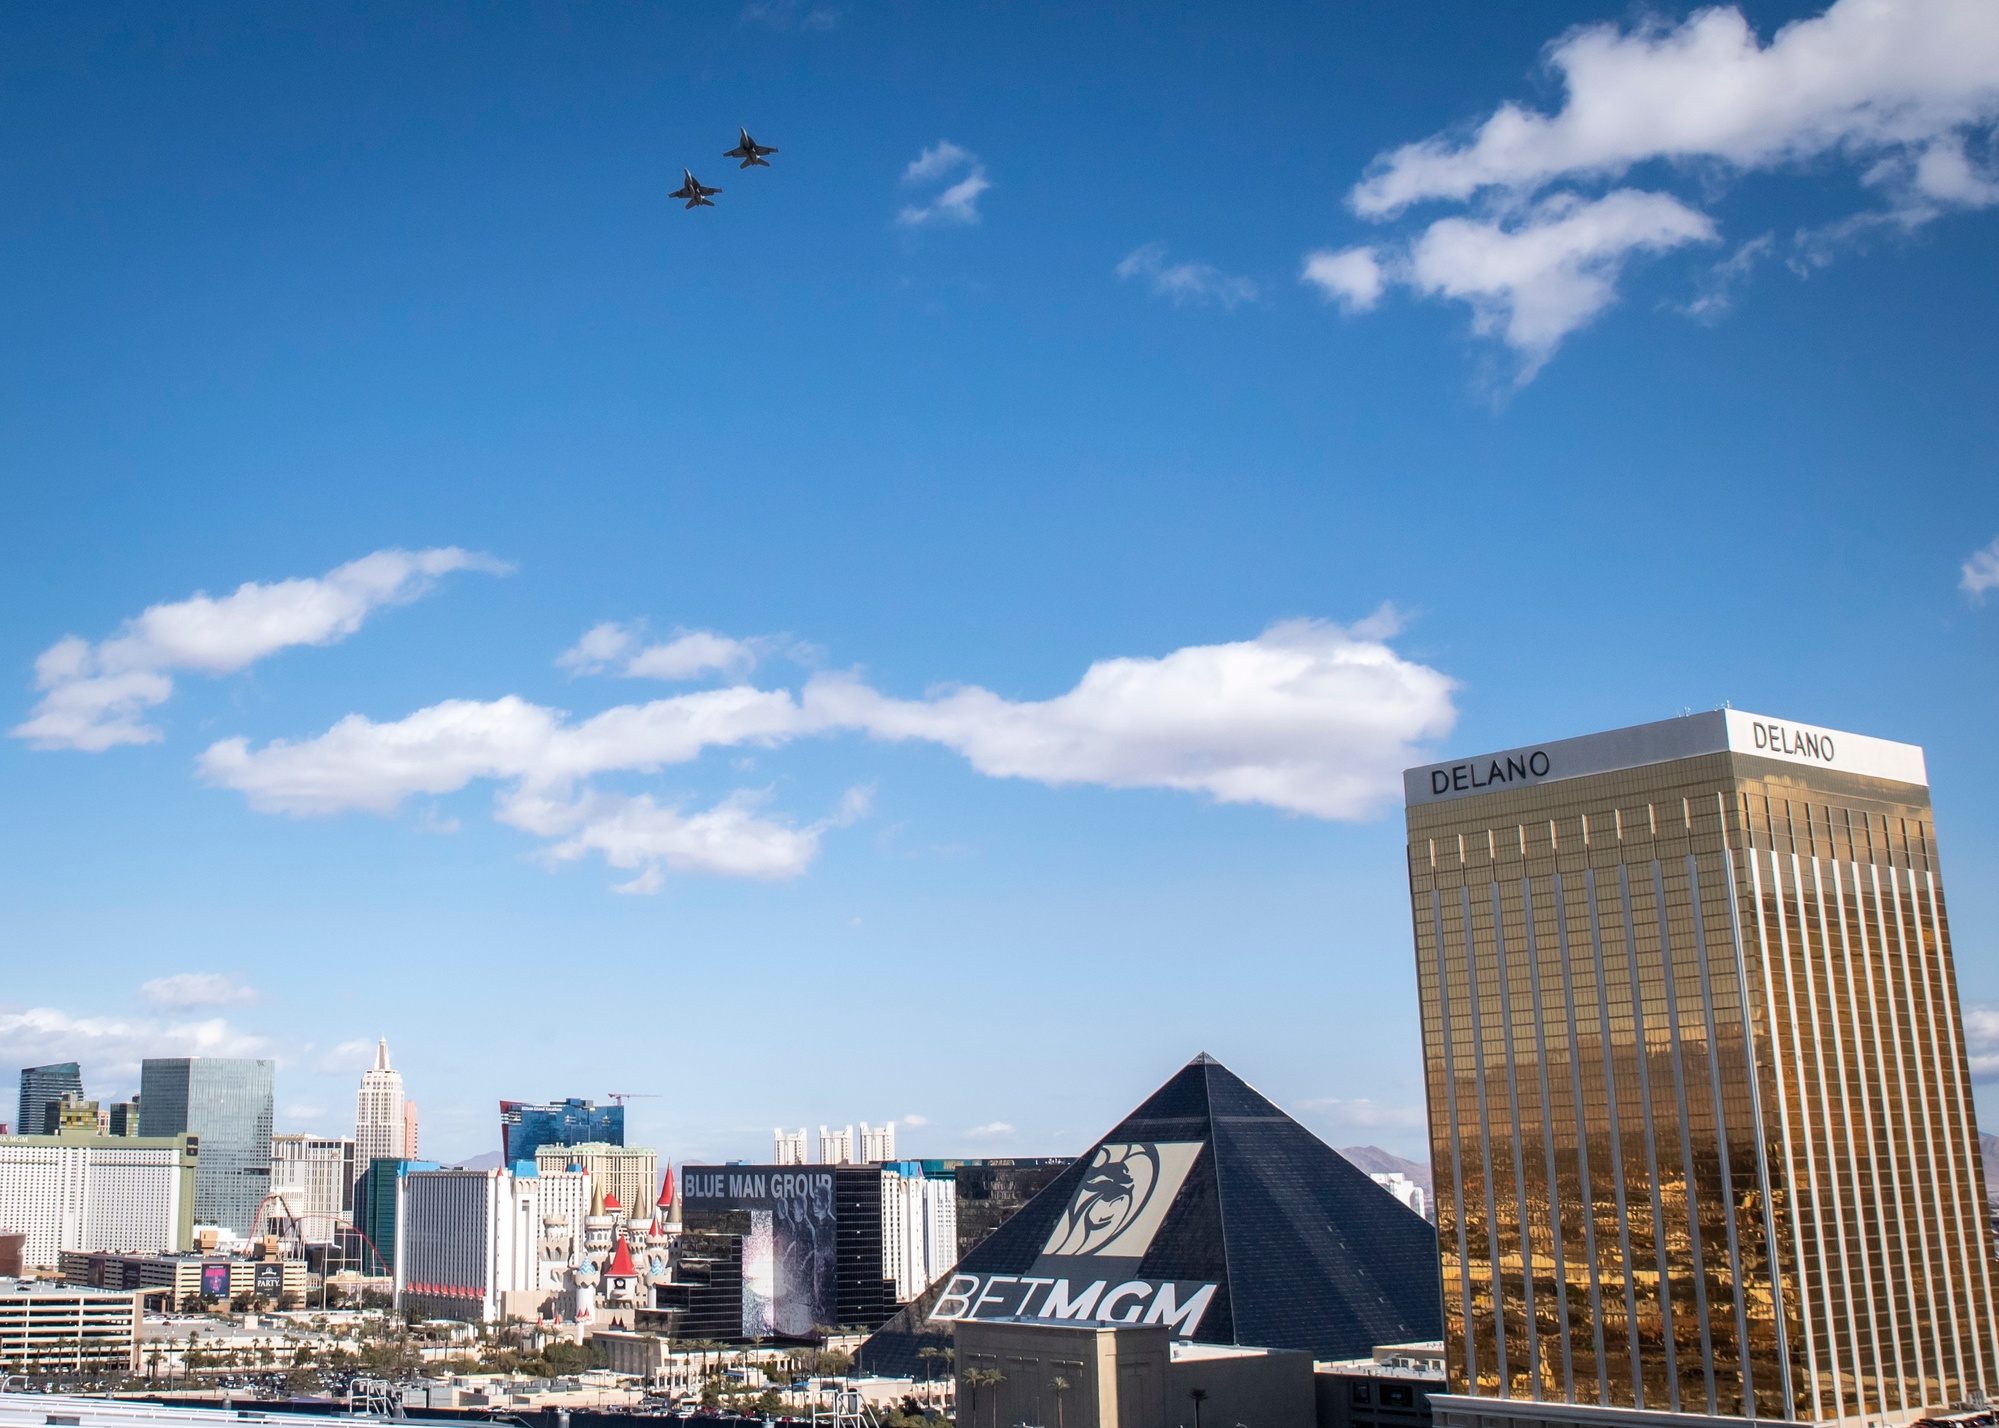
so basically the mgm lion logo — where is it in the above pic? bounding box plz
[1042,1142,1201,1259]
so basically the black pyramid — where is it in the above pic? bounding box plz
[859,1053,1441,1375]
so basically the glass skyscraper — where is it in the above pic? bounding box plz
[1404,710,1995,1426]
[16,1062,82,1138]
[498,1097,623,1163]
[139,1057,275,1236]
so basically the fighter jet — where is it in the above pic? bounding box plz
[670,169,721,209]
[724,128,778,168]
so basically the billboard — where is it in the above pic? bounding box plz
[255,1263,285,1298]
[201,1263,230,1299]
[682,1166,838,1339]
[926,1141,1219,1337]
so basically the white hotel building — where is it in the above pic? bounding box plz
[395,1163,590,1322]
[0,1134,196,1271]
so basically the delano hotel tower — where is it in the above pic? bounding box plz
[1404,710,1995,1428]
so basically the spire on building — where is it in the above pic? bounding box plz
[656,1165,674,1210]
[605,1237,636,1277]
[374,1038,391,1072]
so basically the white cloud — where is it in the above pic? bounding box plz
[0,1006,269,1092]
[1116,243,1259,309]
[1301,247,1386,312]
[315,1040,381,1075]
[558,622,759,680]
[1962,537,1999,599]
[1407,191,1718,378]
[198,615,1453,885]
[12,548,507,752]
[964,1121,1015,1140]
[902,1114,929,1127]
[139,973,260,1010]
[1351,0,1999,219]
[1319,0,1999,376]
[1963,1005,1999,1079]
[804,612,1456,818]
[1295,1097,1428,1129]
[898,142,990,227]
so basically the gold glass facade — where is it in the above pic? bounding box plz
[1407,742,1997,1423]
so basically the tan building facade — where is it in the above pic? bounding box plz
[1404,710,1994,1425]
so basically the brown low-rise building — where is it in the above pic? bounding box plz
[956,1320,1314,1428]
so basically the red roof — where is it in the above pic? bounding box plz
[657,1167,675,1208]
[603,1192,622,1211]
[605,1238,636,1277]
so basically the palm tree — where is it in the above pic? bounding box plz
[964,1367,1005,1428]
[1049,1375,1071,1428]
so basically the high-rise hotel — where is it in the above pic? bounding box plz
[1404,710,1994,1428]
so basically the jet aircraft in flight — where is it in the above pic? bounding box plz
[724,129,778,168]
[670,170,721,209]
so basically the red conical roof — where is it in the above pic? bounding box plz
[657,1167,675,1208]
[603,1192,622,1211]
[606,1238,636,1277]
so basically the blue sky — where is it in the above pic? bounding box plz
[3,0,1997,1168]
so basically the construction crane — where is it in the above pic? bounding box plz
[607,1092,661,1105]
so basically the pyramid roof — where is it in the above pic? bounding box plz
[859,1053,1440,1375]
[603,1191,623,1212]
[605,1237,636,1277]
[657,1166,675,1208]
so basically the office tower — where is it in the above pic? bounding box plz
[402,1100,419,1160]
[268,1134,356,1244]
[1404,710,1995,1427]
[17,1063,82,1145]
[0,1132,197,1269]
[861,1121,897,1163]
[46,1092,100,1135]
[106,1099,140,1137]
[1371,1171,1429,1221]
[351,1155,437,1278]
[819,1125,855,1164]
[355,1039,407,1163]
[138,1058,275,1236]
[774,1127,808,1165]
[498,1097,623,1163]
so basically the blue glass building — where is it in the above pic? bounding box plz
[498,1097,623,1162]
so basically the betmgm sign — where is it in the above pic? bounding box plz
[926,1142,1218,1337]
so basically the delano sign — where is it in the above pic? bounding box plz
[925,1142,1219,1337]
[1403,708,1927,807]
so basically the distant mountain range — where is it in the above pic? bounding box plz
[1338,1144,1434,1218]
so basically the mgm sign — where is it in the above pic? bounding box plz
[926,1142,1218,1337]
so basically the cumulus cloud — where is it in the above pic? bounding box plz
[1962,1006,1999,1080]
[1301,247,1386,313]
[1316,0,1999,376]
[558,623,760,680]
[1962,537,1999,599]
[964,1122,1016,1140]
[1116,243,1259,309]
[0,1005,269,1092]
[901,1114,929,1127]
[201,613,1454,870]
[1406,191,1718,379]
[12,548,507,752]
[139,973,259,1010]
[898,141,990,227]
